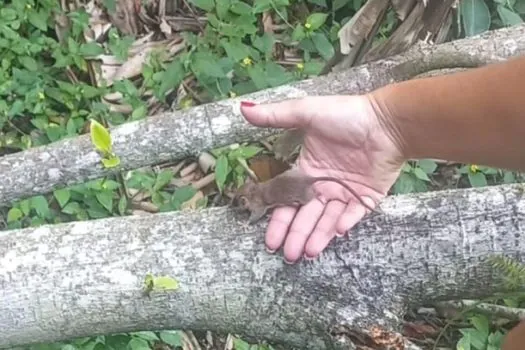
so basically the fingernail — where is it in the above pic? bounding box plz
[265,246,276,254]
[304,253,315,260]
[241,101,256,107]
[283,257,295,264]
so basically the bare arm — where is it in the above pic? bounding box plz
[368,55,525,171]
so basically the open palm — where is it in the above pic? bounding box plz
[240,95,404,263]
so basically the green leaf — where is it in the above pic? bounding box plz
[456,332,472,350]
[31,196,50,218]
[153,276,179,290]
[220,38,251,61]
[158,59,185,97]
[62,202,81,215]
[7,208,23,223]
[306,13,329,30]
[497,5,523,26]
[470,315,489,336]
[418,159,438,174]
[159,331,182,346]
[393,173,415,194]
[215,154,231,190]
[246,64,267,89]
[292,24,306,41]
[263,61,293,87]
[172,186,197,204]
[133,331,159,341]
[1,8,17,21]
[28,10,48,31]
[127,338,150,350]
[102,180,121,191]
[468,171,488,187]
[131,104,147,120]
[230,1,253,14]
[228,145,263,160]
[216,77,233,96]
[79,42,105,57]
[503,171,516,183]
[253,0,272,12]
[191,52,226,78]
[517,0,525,14]
[233,338,251,350]
[215,0,231,19]
[154,171,174,191]
[53,189,71,208]
[96,191,114,212]
[188,0,215,12]
[333,0,349,11]
[460,0,491,37]
[20,200,31,216]
[311,32,335,60]
[101,156,120,168]
[252,33,274,56]
[89,119,112,154]
[414,167,431,182]
[19,56,38,71]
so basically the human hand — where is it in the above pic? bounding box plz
[240,95,405,263]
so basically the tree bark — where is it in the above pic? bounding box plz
[1,24,525,206]
[1,182,524,349]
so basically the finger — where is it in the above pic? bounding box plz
[304,200,346,259]
[265,206,298,253]
[282,199,325,263]
[240,98,315,129]
[335,200,367,236]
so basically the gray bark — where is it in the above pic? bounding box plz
[1,183,525,349]
[2,24,525,206]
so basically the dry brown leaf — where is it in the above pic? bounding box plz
[131,209,154,215]
[392,0,418,20]
[248,155,290,182]
[132,200,159,213]
[337,0,390,55]
[106,0,140,35]
[159,17,172,35]
[262,11,273,33]
[180,162,198,177]
[192,173,215,191]
[198,152,216,173]
[165,16,207,32]
[168,159,187,175]
[223,334,234,350]
[402,321,439,339]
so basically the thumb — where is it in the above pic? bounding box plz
[240,98,314,129]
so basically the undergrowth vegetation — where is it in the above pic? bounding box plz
[2,0,525,349]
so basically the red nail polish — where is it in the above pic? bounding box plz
[241,101,256,107]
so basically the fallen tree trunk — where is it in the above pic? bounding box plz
[1,182,525,349]
[1,24,525,206]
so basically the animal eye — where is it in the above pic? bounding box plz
[239,196,248,207]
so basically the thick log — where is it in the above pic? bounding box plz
[1,183,525,349]
[1,24,525,206]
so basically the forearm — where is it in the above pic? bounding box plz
[368,55,525,171]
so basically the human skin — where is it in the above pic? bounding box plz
[239,54,525,264]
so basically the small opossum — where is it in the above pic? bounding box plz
[233,167,382,224]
